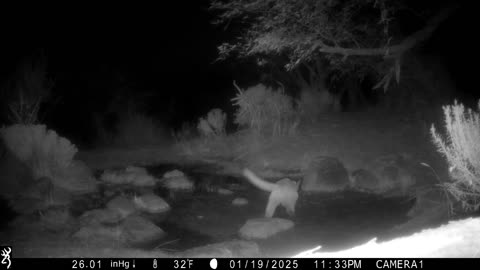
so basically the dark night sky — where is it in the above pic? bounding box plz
[0,2,476,145]
[0,2,259,141]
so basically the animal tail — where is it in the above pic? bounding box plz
[242,168,277,192]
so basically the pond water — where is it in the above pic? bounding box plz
[141,163,414,257]
[0,162,415,257]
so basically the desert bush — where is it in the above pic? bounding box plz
[1,124,97,194]
[172,122,199,158]
[430,100,480,212]
[0,124,77,179]
[232,82,299,137]
[8,91,43,125]
[197,108,227,137]
[197,118,214,137]
[5,54,53,124]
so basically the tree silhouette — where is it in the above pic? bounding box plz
[210,0,457,91]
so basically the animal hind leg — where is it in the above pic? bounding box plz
[265,195,278,218]
[285,203,295,217]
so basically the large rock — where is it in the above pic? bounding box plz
[106,195,137,218]
[100,166,157,187]
[73,223,126,243]
[132,174,157,187]
[178,240,261,258]
[302,156,349,192]
[239,218,294,240]
[79,208,124,226]
[100,170,129,185]
[74,215,166,246]
[163,169,185,178]
[161,170,194,192]
[121,215,166,244]
[367,154,417,196]
[350,169,381,193]
[133,193,170,214]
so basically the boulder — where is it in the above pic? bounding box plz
[133,193,170,214]
[163,169,185,178]
[121,215,166,244]
[130,174,157,187]
[74,215,166,246]
[73,223,126,243]
[100,166,157,187]
[239,218,294,240]
[302,156,349,192]
[106,195,137,218]
[368,154,417,196]
[350,169,381,193]
[100,170,129,185]
[161,173,194,192]
[79,208,124,226]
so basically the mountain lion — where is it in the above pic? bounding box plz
[242,168,299,218]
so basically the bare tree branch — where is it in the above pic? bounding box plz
[312,6,457,58]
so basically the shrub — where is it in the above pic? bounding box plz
[430,100,480,212]
[5,54,53,124]
[8,91,42,125]
[1,124,97,194]
[0,124,77,179]
[232,82,299,137]
[197,108,227,137]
